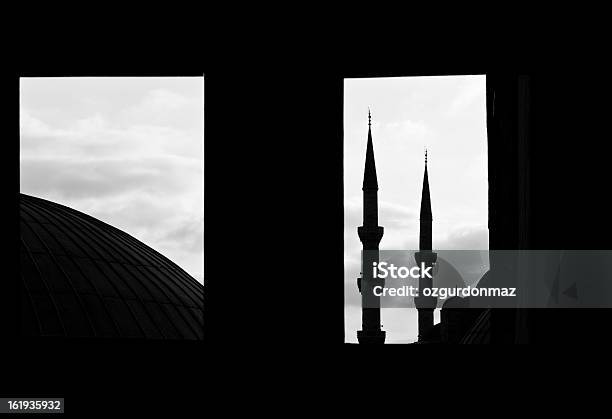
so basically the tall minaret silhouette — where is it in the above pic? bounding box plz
[357,109,385,344]
[414,149,437,341]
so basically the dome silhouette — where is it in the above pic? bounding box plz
[19,193,203,339]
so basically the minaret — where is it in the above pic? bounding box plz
[357,109,385,344]
[414,149,437,342]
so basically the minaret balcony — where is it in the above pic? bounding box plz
[357,225,384,247]
[415,250,437,265]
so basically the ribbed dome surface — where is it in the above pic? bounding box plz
[20,193,203,339]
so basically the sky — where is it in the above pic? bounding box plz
[20,77,204,284]
[344,75,488,343]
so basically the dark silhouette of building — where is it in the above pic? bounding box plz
[353,114,494,344]
[20,193,204,339]
[410,151,487,344]
[414,150,438,342]
[356,110,385,344]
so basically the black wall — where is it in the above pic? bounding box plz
[487,72,612,343]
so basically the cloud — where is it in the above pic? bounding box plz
[20,108,55,138]
[121,88,203,132]
[446,77,486,116]
[158,217,204,254]
[345,198,417,231]
[20,79,204,284]
[379,201,418,229]
[21,112,201,161]
[20,156,201,200]
[380,119,433,150]
[435,224,489,250]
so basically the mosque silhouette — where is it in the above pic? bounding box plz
[356,110,484,344]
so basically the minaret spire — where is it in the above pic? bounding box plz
[420,148,433,237]
[363,109,378,193]
[415,147,437,342]
[357,108,385,344]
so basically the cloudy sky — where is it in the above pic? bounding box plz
[344,75,488,343]
[20,77,204,284]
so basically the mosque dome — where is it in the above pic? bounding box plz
[19,193,203,339]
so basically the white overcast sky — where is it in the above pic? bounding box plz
[344,75,488,343]
[20,77,204,284]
